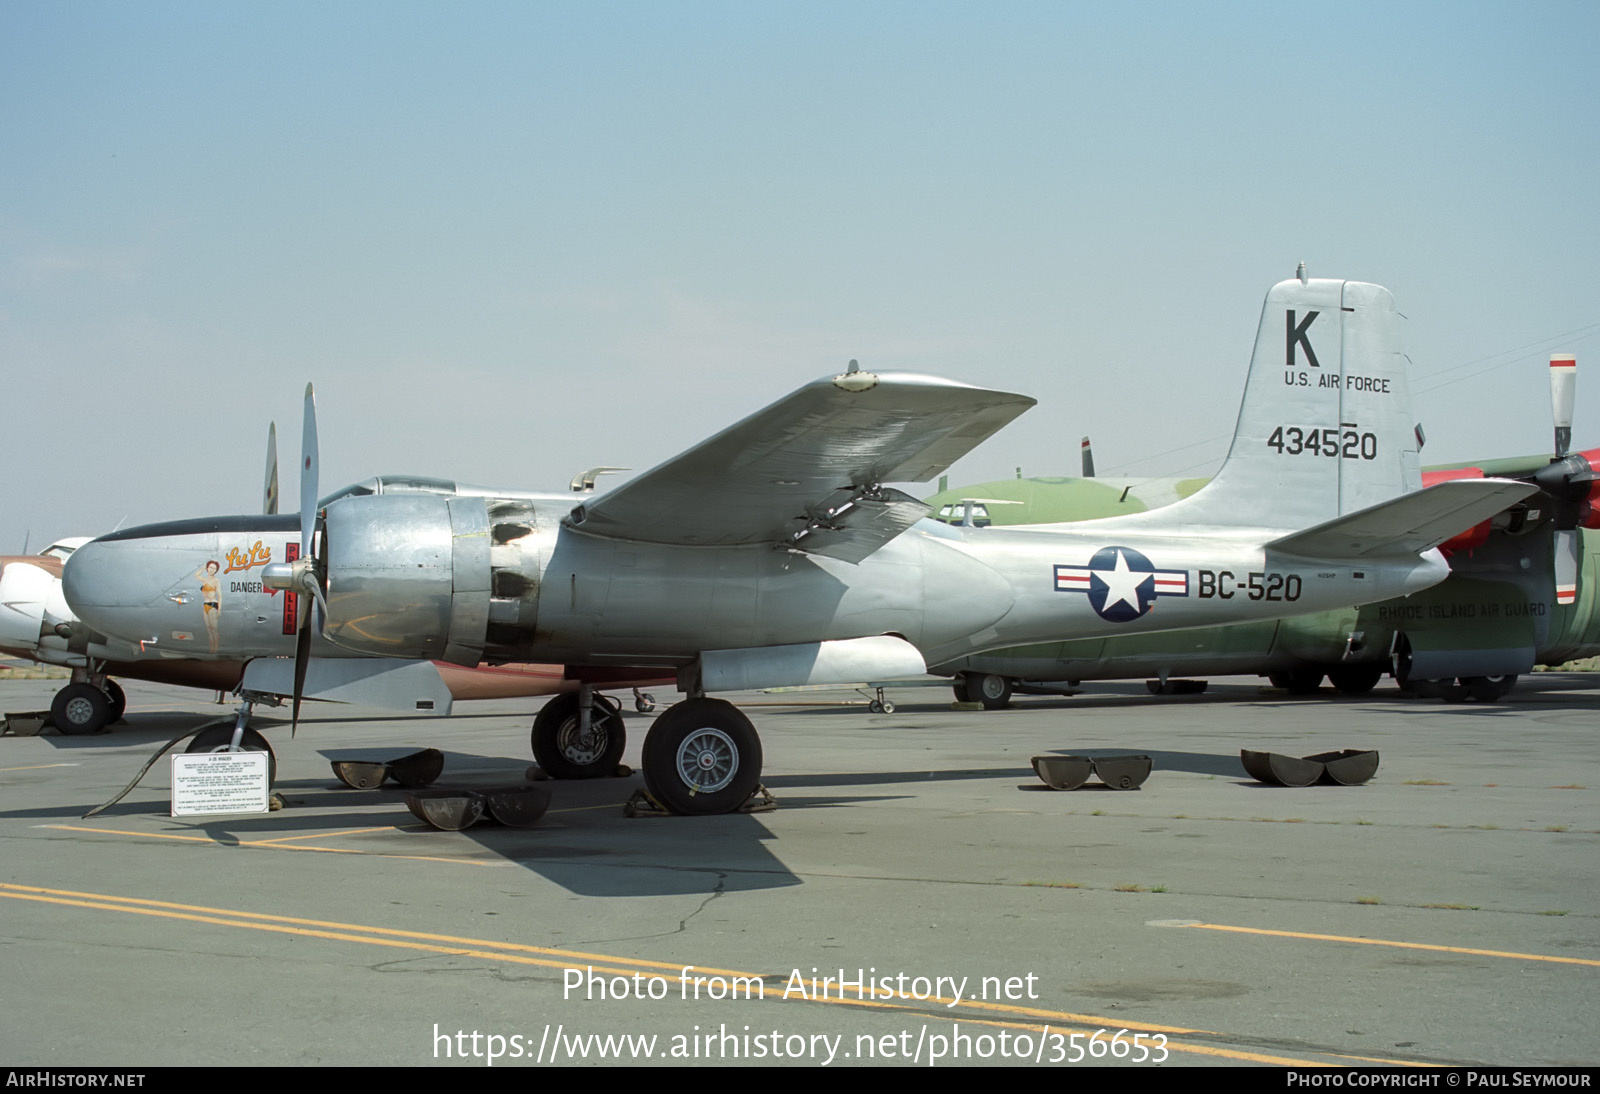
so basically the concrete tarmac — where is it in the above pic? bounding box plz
[1,673,1595,1068]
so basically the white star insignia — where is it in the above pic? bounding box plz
[1092,549,1152,615]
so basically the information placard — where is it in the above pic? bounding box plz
[171,752,271,816]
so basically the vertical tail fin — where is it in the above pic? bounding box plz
[1159,277,1421,532]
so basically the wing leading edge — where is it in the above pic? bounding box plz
[567,368,1035,562]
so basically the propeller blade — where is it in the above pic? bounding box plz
[291,605,312,736]
[1080,436,1095,478]
[1554,528,1580,606]
[1551,355,1575,459]
[263,422,279,515]
[299,383,319,559]
[291,382,321,737]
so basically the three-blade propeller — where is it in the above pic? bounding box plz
[1534,355,1598,606]
[260,383,327,732]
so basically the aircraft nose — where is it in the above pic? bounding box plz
[61,537,181,638]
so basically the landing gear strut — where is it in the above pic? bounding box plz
[531,690,627,778]
[184,700,278,783]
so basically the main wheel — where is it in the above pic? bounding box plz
[1411,678,1466,702]
[951,677,972,703]
[1327,666,1384,696]
[185,725,277,784]
[641,699,762,816]
[968,672,1013,710]
[1462,675,1517,702]
[50,684,112,735]
[102,679,128,723]
[531,693,626,779]
[1269,669,1324,695]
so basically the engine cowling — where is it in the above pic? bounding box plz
[320,494,542,665]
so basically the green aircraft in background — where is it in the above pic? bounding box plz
[924,358,1600,708]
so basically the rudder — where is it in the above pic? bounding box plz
[1165,276,1421,533]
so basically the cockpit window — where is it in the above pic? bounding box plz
[320,476,460,507]
[932,503,991,527]
[318,479,380,506]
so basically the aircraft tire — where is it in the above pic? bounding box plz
[103,679,127,723]
[1412,678,1466,702]
[186,725,277,784]
[1269,669,1324,695]
[951,677,971,703]
[50,684,111,736]
[531,693,626,779]
[968,672,1013,710]
[1327,666,1384,696]
[1461,675,1517,702]
[641,699,762,816]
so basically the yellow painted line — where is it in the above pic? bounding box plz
[40,824,505,868]
[1185,922,1600,967]
[0,881,1348,1067]
[776,975,1206,1035]
[0,888,658,978]
[0,883,757,978]
[0,763,80,772]
[251,827,394,845]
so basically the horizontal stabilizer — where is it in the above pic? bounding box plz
[570,370,1034,557]
[1266,479,1537,559]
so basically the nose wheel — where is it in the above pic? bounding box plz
[185,724,278,784]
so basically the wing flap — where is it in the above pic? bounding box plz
[569,370,1034,556]
[1266,479,1538,559]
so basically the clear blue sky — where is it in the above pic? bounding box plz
[3,1,1597,546]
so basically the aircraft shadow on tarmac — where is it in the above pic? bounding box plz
[8,737,805,897]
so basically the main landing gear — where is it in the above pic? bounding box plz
[530,690,766,815]
[531,691,628,779]
[1404,675,1518,703]
[48,677,128,735]
[961,672,1013,710]
[639,698,763,816]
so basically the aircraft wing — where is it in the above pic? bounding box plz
[1266,479,1539,559]
[568,369,1035,563]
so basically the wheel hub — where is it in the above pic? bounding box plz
[64,696,95,724]
[557,717,607,764]
[675,728,737,793]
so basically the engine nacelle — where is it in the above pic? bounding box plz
[1420,467,1492,553]
[321,494,542,665]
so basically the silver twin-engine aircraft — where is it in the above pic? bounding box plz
[63,275,1536,814]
